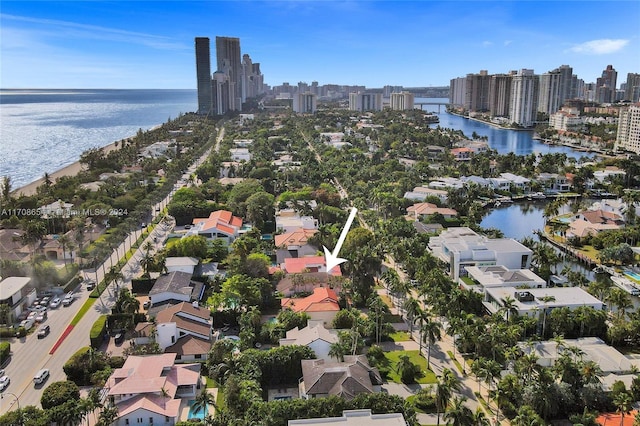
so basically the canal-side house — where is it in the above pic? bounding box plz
[566,209,625,239]
[406,203,458,220]
[462,265,546,294]
[427,227,533,281]
[536,173,572,192]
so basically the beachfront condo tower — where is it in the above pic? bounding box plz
[195,37,213,115]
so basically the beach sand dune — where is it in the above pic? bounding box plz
[11,141,122,198]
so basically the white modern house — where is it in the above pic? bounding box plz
[275,209,319,233]
[0,276,35,324]
[428,227,533,281]
[288,410,407,426]
[483,287,605,319]
[462,265,546,293]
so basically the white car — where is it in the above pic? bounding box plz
[0,375,9,392]
[49,297,61,308]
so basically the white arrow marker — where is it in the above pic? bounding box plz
[323,207,358,273]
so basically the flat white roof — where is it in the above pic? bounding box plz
[486,287,604,310]
[288,410,406,425]
[0,276,31,299]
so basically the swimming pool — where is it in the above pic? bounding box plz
[188,400,208,419]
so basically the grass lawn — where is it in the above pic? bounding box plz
[388,331,411,342]
[379,293,394,309]
[383,350,437,384]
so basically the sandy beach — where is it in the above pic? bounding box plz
[11,141,122,197]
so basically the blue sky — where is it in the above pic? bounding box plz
[1,1,639,89]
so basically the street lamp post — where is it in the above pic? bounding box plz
[1,392,21,424]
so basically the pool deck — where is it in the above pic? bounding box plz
[179,387,218,422]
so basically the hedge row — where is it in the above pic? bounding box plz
[0,341,10,364]
[89,315,107,349]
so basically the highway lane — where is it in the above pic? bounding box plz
[0,137,218,415]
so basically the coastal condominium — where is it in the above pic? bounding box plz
[389,91,415,110]
[489,73,514,118]
[293,92,317,114]
[595,65,617,104]
[509,69,539,127]
[216,36,242,111]
[349,92,383,112]
[615,104,640,154]
[624,73,640,102]
[195,37,213,115]
[538,65,573,115]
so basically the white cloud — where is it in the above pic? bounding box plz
[568,39,629,55]
[482,41,493,47]
[503,40,512,46]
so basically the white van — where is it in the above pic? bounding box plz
[33,369,49,385]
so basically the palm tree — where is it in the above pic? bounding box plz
[395,354,419,384]
[192,388,216,418]
[328,342,346,362]
[607,288,632,320]
[512,405,545,426]
[436,368,462,426]
[403,298,422,334]
[97,402,118,426]
[471,407,490,426]
[500,295,518,323]
[419,314,443,369]
[443,396,474,426]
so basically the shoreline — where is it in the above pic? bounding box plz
[447,110,533,131]
[11,140,123,197]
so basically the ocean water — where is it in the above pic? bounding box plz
[0,89,197,189]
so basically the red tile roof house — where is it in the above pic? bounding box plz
[406,202,458,220]
[274,228,319,264]
[155,302,213,362]
[281,287,340,326]
[450,147,473,161]
[186,210,243,244]
[105,353,202,425]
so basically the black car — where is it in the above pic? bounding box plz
[37,325,50,339]
[114,332,125,345]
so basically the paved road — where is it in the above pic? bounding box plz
[0,131,220,415]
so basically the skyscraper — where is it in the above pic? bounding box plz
[615,104,640,154]
[538,65,573,114]
[293,92,317,113]
[390,91,415,110]
[464,71,491,112]
[509,69,539,127]
[624,73,640,102]
[216,36,242,111]
[489,73,513,118]
[595,65,617,104]
[349,92,383,111]
[195,37,212,115]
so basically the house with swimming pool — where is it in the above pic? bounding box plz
[105,353,203,425]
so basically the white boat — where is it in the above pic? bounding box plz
[611,275,640,296]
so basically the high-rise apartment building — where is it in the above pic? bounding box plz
[216,36,242,111]
[293,92,317,113]
[509,69,539,127]
[195,37,213,115]
[389,91,415,110]
[595,65,617,104]
[464,71,491,112]
[538,65,573,114]
[615,104,640,154]
[489,73,513,118]
[624,73,640,102]
[349,92,383,111]
[449,77,467,108]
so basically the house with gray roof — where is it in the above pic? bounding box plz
[280,320,339,361]
[299,355,382,400]
[288,409,407,425]
[149,271,204,306]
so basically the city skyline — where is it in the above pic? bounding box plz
[1,1,639,89]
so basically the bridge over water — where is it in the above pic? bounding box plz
[414,101,450,113]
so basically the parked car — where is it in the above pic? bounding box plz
[33,369,49,385]
[37,325,50,339]
[114,332,125,345]
[35,311,47,322]
[143,300,151,309]
[40,296,51,306]
[0,375,10,392]
[19,318,35,331]
[49,297,61,308]
[62,295,74,307]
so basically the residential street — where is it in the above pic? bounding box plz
[0,135,219,415]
